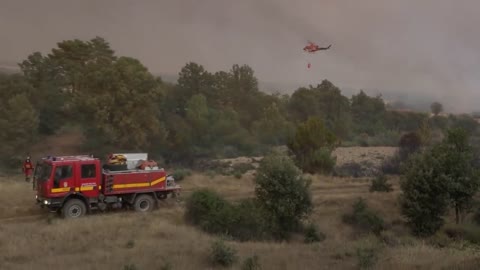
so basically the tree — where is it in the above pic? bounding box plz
[400,151,449,236]
[287,117,337,174]
[448,114,479,135]
[255,154,313,239]
[288,80,351,139]
[18,37,117,134]
[430,102,443,116]
[177,62,214,111]
[47,36,116,93]
[0,94,39,165]
[252,103,295,146]
[74,56,164,152]
[185,94,212,155]
[350,90,386,135]
[400,128,480,236]
[186,94,210,137]
[227,64,266,128]
[435,128,480,224]
[398,131,422,160]
[288,87,320,122]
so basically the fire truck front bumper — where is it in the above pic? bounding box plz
[36,195,63,211]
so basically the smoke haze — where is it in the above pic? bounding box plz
[1,0,479,113]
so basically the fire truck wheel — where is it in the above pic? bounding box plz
[134,194,154,212]
[62,199,87,219]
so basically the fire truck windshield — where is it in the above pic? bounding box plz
[35,163,53,181]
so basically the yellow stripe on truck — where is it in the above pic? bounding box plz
[74,186,96,192]
[150,176,166,186]
[51,187,71,193]
[112,176,166,189]
[113,183,151,189]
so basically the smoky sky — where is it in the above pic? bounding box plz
[1,0,479,113]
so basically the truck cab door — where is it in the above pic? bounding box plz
[52,164,74,195]
[77,163,100,198]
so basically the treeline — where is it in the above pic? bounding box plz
[0,36,478,166]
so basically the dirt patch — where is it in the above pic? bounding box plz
[211,147,398,177]
[333,147,398,167]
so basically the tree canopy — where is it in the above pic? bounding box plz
[1,36,478,166]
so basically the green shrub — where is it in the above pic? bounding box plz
[367,130,402,147]
[287,117,337,174]
[381,153,402,175]
[185,190,270,241]
[400,128,480,236]
[304,223,326,243]
[369,174,393,192]
[228,199,270,241]
[209,240,237,267]
[172,168,192,181]
[398,131,422,159]
[184,189,236,234]
[444,224,480,245]
[342,198,385,236]
[255,154,313,239]
[427,232,453,248]
[308,148,337,174]
[334,162,363,178]
[378,231,400,247]
[241,254,262,270]
[355,236,383,269]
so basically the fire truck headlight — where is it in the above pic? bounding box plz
[35,195,38,200]
[43,200,50,205]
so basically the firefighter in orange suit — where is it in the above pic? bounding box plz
[23,156,34,182]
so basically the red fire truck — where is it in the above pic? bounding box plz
[33,154,180,218]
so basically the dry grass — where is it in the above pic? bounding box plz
[1,165,480,269]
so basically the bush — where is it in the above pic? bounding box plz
[369,174,393,192]
[287,117,337,174]
[444,224,480,245]
[241,254,262,270]
[255,154,313,239]
[209,240,237,267]
[342,198,385,236]
[380,153,402,175]
[185,190,270,241]
[184,189,236,234]
[308,148,337,174]
[427,232,453,248]
[335,161,379,178]
[304,223,326,243]
[334,162,363,178]
[355,236,383,270]
[400,128,479,236]
[398,131,422,159]
[228,199,270,241]
[367,130,402,146]
[172,168,192,181]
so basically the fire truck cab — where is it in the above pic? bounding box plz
[34,155,180,218]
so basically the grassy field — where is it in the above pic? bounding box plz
[1,166,480,270]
